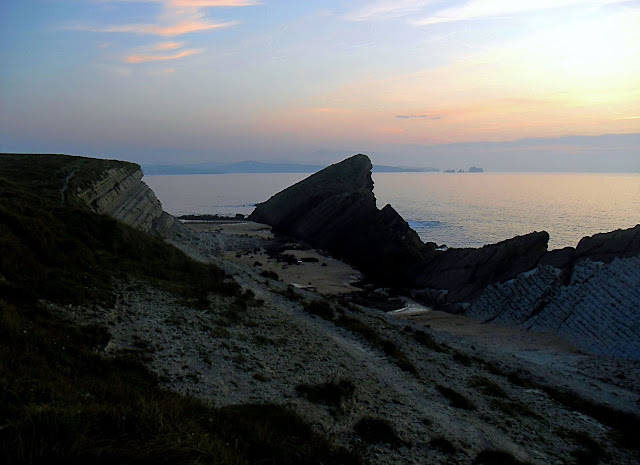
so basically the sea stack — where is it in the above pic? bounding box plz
[249,154,434,285]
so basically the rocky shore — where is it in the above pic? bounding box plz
[2,153,639,465]
[250,154,640,360]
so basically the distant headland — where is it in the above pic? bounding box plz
[444,166,484,173]
[143,160,440,175]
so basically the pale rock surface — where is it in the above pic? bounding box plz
[466,256,640,359]
[74,166,189,239]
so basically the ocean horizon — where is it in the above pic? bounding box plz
[145,171,639,250]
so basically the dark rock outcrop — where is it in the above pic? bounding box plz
[414,231,550,303]
[250,154,550,295]
[249,154,434,285]
[539,225,640,270]
[466,255,640,359]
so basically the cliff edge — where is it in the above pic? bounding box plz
[0,153,188,239]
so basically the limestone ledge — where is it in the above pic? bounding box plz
[465,256,640,359]
[75,166,186,238]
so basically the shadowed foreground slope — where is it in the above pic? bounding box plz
[0,154,362,465]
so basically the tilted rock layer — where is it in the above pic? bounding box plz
[0,153,187,240]
[250,154,433,286]
[251,154,558,296]
[250,154,640,359]
[73,165,187,238]
[466,232,640,359]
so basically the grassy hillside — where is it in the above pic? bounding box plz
[0,154,362,464]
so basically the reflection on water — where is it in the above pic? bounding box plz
[145,172,639,250]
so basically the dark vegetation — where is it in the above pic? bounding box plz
[336,314,417,374]
[569,431,609,465]
[300,299,418,374]
[409,326,448,353]
[436,385,476,411]
[0,175,240,307]
[474,449,533,465]
[303,299,335,320]
[0,154,364,464]
[295,378,355,411]
[259,269,280,280]
[0,297,363,464]
[429,436,457,454]
[469,376,508,398]
[341,291,405,312]
[354,417,402,446]
[503,369,640,449]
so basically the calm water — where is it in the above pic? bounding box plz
[145,172,639,250]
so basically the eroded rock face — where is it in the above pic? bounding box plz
[249,154,551,293]
[72,163,189,239]
[249,154,434,285]
[414,231,550,303]
[466,256,640,359]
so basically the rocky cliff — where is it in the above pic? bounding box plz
[465,227,640,359]
[250,154,554,295]
[72,164,187,238]
[249,154,640,359]
[0,153,188,240]
[414,231,550,303]
[249,154,435,286]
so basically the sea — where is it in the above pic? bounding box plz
[144,172,640,250]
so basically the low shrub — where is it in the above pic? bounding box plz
[474,449,533,465]
[295,379,355,409]
[429,436,457,454]
[470,376,508,398]
[436,385,476,411]
[354,417,402,446]
[303,300,335,320]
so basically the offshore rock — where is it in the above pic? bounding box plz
[249,154,434,285]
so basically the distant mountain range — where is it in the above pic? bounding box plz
[142,161,439,175]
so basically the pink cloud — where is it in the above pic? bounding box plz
[151,41,184,51]
[90,19,237,36]
[124,48,204,63]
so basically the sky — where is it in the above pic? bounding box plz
[1,0,639,171]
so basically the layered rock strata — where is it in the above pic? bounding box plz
[250,154,640,358]
[250,154,556,295]
[73,164,188,239]
[466,256,640,359]
[250,154,434,286]
[413,231,550,303]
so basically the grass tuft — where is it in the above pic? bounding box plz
[295,379,355,410]
[436,385,476,411]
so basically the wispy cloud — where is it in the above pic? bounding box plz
[411,0,636,26]
[346,0,440,21]
[150,41,184,51]
[124,48,204,63]
[77,17,237,36]
[75,0,259,68]
[168,0,260,5]
[97,0,259,6]
[396,114,442,119]
[347,0,635,24]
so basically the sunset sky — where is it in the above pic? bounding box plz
[1,0,639,170]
